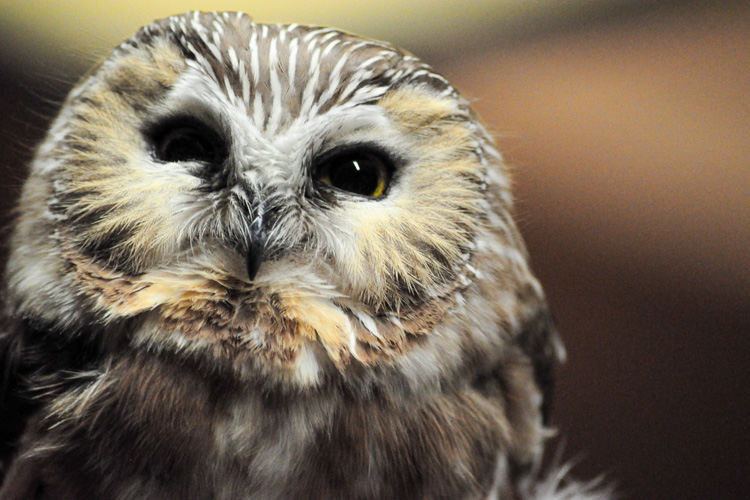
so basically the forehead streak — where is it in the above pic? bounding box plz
[128,12,456,136]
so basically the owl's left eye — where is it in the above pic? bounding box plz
[313,147,393,198]
[150,117,227,165]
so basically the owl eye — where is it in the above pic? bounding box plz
[314,148,392,198]
[151,117,226,165]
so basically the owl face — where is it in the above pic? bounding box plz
[8,12,540,391]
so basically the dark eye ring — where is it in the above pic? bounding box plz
[313,147,394,198]
[150,117,226,165]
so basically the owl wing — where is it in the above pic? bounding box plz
[0,317,101,485]
[0,321,32,478]
[516,305,565,426]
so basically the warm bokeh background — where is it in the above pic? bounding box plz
[1,2,748,499]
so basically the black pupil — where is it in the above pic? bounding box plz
[153,120,224,164]
[325,154,385,196]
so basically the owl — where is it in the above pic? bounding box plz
[0,11,607,500]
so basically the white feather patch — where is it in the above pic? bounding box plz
[521,464,616,500]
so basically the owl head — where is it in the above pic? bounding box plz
[3,11,561,482]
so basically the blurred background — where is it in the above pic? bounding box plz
[0,1,748,498]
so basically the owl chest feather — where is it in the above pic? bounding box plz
[5,350,513,500]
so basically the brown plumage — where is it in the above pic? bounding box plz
[0,11,609,500]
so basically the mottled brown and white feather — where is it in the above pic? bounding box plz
[0,11,585,500]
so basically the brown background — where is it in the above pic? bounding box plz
[1,2,748,499]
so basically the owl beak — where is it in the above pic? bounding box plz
[245,209,266,281]
[246,236,265,281]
